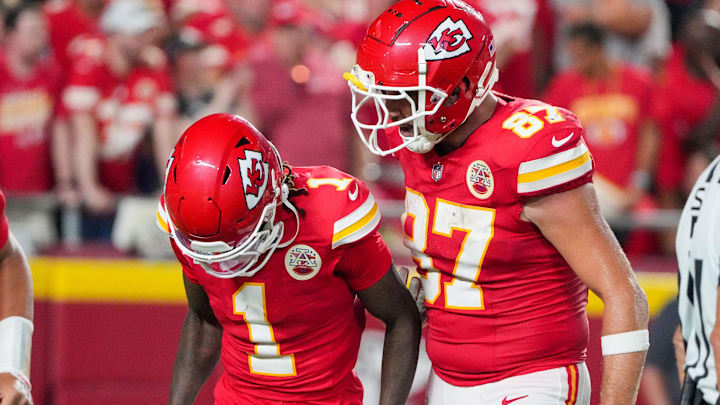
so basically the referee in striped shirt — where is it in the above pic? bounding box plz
[676,155,720,404]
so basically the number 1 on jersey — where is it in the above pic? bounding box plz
[405,189,495,310]
[233,283,296,376]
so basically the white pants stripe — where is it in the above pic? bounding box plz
[427,363,591,405]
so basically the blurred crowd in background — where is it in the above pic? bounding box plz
[0,0,719,261]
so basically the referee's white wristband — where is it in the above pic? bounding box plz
[0,316,33,387]
[601,329,649,356]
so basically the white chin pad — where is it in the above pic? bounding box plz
[405,127,444,154]
[407,137,436,153]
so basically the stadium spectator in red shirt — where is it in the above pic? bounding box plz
[0,3,71,197]
[470,0,555,98]
[170,27,256,132]
[0,2,76,252]
[543,22,659,234]
[651,7,720,251]
[62,0,177,216]
[248,1,357,172]
[44,0,102,76]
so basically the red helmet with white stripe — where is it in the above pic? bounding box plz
[346,0,498,155]
[163,113,296,278]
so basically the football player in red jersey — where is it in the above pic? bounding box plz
[0,189,34,405]
[345,1,649,404]
[157,114,421,405]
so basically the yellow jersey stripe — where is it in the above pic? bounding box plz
[331,210,381,249]
[517,159,592,194]
[518,141,588,174]
[566,365,578,405]
[156,210,170,234]
[332,203,379,244]
[333,194,376,233]
[518,152,591,184]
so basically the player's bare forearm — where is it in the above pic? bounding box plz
[357,266,422,405]
[168,274,222,405]
[168,310,221,405]
[599,351,646,404]
[524,184,649,404]
[0,233,33,320]
[598,293,648,405]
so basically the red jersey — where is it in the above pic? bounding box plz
[651,44,719,192]
[157,166,392,402]
[44,0,98,75]
[543,63,653,187]
[0,190,8,249]
[62,35,176,192]
[391,95,593,386]
[184,10,252,68]
[0,55,62,193]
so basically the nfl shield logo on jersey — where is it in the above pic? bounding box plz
[285,244,322,281]
[466,160,494,199]
[432,163,444,182]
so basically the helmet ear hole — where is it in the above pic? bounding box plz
[444,87,461,106]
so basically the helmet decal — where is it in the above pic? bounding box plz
[425,17,473,61]
[238,150,270,211]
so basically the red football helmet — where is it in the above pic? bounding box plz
[346,0,498,155]
[163,113,296,278]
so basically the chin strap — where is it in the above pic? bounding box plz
[276,198,299,249]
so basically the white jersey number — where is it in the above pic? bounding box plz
[404,189,495,310]
[232,283,296,376]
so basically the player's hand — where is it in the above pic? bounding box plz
[396,266,426,324]
[0,373,32,405]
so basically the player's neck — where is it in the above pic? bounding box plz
[435,93,499,155]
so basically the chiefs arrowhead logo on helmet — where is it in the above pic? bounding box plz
[238,150,269,210]
[425,17,473,61]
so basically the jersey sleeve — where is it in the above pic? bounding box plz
[0,190,8,249]
[335,230,392,291]
[327,176,392,291]
[330,178,382,249]
[516,112,594,198]
[156,195,171,235]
